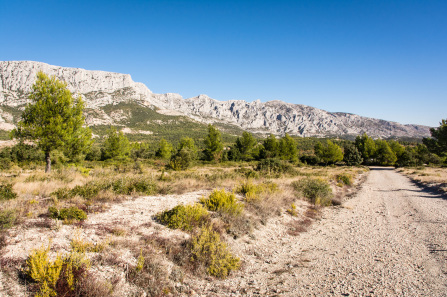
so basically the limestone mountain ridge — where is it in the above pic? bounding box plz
[0,61,430,138]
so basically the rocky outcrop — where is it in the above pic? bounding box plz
[0,61,431,138]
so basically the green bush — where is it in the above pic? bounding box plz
[25,243,90,297]
[256,158,295,175]
[110,177,157,195]
[51,177,157,200]
[235,168,260,179]
[336,173,353,186]
[156,204,209,231]
[0,184,17,201]
[200,189,244,217]
[190,226,240,278]
[49,206,87,222]
[0,209,17,229]
[236,181,278,202]
[292,178,333,206]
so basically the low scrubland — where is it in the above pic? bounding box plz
[0,160,367,296]
[398,166,447,193]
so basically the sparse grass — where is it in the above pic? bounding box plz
[400,167,447,193]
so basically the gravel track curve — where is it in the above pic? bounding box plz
[282,167,447,296]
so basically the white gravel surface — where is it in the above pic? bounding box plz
[188,167,447,296]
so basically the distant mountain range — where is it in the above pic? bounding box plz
[0,61,431,139]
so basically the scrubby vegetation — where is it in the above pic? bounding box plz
[293,178,333,206]
[156,203,209,231]
[2,69,444,296]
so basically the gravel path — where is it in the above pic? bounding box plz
[274,167,447,296]
[193,167,447,296]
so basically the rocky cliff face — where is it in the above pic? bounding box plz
[0,61,431,138]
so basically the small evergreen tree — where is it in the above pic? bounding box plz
[314,140,343,165]
[260,134,279,159]
[423,119,447,157]
[203,124,223,162]
[278,134,298,161]
[355,133,376,164]
[12,72,92,172]
[178,137,198,159]
[101,127,131,160]
[343,144,363,166]
[155,138,173,160]
[235,132,257,161]
[374,140,397,166]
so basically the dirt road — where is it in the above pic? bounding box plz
[196,167,447,296]
[275,167,447,296]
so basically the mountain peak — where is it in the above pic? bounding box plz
[0,61,430,138]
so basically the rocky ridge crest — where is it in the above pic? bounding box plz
[0,61,430,138]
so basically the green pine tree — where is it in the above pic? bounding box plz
[203,125,224,162]
[12,72,92,172]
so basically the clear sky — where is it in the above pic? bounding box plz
[1,0,446,127]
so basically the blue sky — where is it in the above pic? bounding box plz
[1,0,446,127]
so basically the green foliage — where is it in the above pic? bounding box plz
[234,132,257,161]
[13,71,92,172]
[336,173,353,186]
[178,137,198,159]
[25,243,89,297]
[200,189,244,217]
[169,148,193,170]
[0,184,17,201]
[101,126,131,160]
[355,133,376,164]
[203,125,224,162]
[51,177,157,200]
[278,133,298,161]
[0,209,17,229]
[190,225,240,278]
[375,139,397,166]
[314,140,344,165]
[293,178,333,206]
[343,144,363,166]
[48,206,87,222]
[260,134,279,159]
[256,158,295,175]
[423,119,447,157]
[286,203,297,216]
[155,138,173,160]
[156,203,209,231]
[0,142,44,164]
[236,181,278,202]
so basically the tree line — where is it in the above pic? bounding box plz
[1,72,446,172]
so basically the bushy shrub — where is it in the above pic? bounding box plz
[110,177,157,195]
[0,209,17,229]
[0,184,17,201]
[25,243,90,297]
[51,177,157,201]
[256,158,295,175]
[156,204,209,231]
[200,189,244,217]
[169,148,193,171]
[336,173,353,186]
[235,168,260,179]
[286,203,297,216]
[292,178,333,206]
[190,226,240,278]
[49,206,87,222]
[236,181,278,202]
